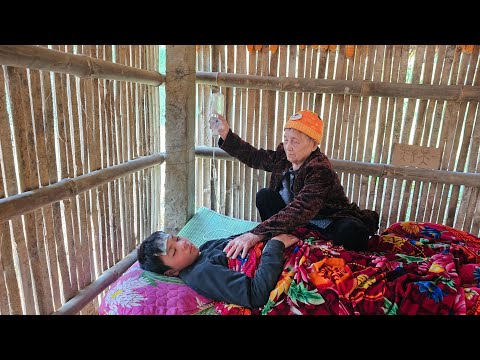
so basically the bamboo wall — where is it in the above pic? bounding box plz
[195,45,480,237]
[0,45,162,314]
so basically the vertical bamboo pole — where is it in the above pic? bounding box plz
[373,45,394,232]
[253,46,269,221]
[224,45,235,217]
[407,45,436,222]
[164,45,196,232]
[55,68,79,292]
[243,46,255,220]
[99,45,113,266]
[359,45,385,210]
[330,45,348,161]
[274,45,289,152]
[194,46,202,211]
[81,45,102,279]
[234,46,246,218]
[97,45,113,269]
[352,45,375,206]
[64,45,89,292]
[313,47,328,117]
[422,45,455,222]
[394,45,426,221]
[211,45,220,213]
[128,46,139,247]
[265,45,279,191]
[461,85,480,232]
[40,63,72,305]
[54,53,82,296]
[7,67,49,313]
[28,68,59,312]
[345,45,366,199]
[383,45,410,225]
[320,47,336,155]
[303,46,312,109]
[433,45,464,224]
[104,45,120,263]
[136,45,146,243]
[416,46,446,222]
[118,45,133,255]
[0,68,22,314]
[338,45,357,189]
[202,46,211,209]
[364,45,386,210]
[446,47,479,227]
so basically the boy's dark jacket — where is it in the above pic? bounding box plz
[179,236,285,309]
[219,130,379,237]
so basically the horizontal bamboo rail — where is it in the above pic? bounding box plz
[196,146,480,188]
[53,249,138,315]
[2,46,477,102]
[0,45,164,86]
[0,153,166,224]
[196,71,480,101]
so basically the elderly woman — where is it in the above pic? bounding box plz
[212,110,379,259]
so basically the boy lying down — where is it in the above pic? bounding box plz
[137,231,300,309]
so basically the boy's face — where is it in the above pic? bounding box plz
[162,235,200,276]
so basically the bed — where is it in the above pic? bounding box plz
[99,207,480,315]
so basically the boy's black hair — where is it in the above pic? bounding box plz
[137,231,171,274]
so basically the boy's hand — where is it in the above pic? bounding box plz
[271,233,301,248]
[224,232,264,259]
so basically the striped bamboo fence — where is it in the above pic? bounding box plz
[195,45,480,239]
[0,45,164,314]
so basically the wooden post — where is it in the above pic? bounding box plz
[164,46,196,234]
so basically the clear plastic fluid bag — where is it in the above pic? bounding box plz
[209,92,225,136]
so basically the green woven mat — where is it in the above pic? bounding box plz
[177,207,259,247]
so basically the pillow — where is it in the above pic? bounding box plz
[99,261,215,315]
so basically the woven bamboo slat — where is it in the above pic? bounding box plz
[244,47,256,221]
[201,46,211,210]
[0,68,22,314]
[362,45,385,211]
[406,45,437,222]
[337,45,357,189]
[236,45,247,218]
[383,45,410,226]
[224,45,235,217]
[97,45,112,269]
[274,46,289,151]
[372,45,394,224]
[446,48,479,226]
[393,45,426,221]
[344,45,365,199]
[64,46,89,291]
[422,45,455,222]
[320,46,337,156]
[27,66,56,314]
[105,45,121,264]
[434,46,464,224]
[6,66,45,314]
[352,45,375,207]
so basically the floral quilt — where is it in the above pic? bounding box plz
[214,221,480,315]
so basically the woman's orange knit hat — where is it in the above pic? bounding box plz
[284,110,323,144]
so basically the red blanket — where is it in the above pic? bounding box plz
[214,222,480,315]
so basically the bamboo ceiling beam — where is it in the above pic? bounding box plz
[196,71,480,102]
[196,146,480,188]
[0,45,164,86]
[0,153,166,225]
[53,249,138,315]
